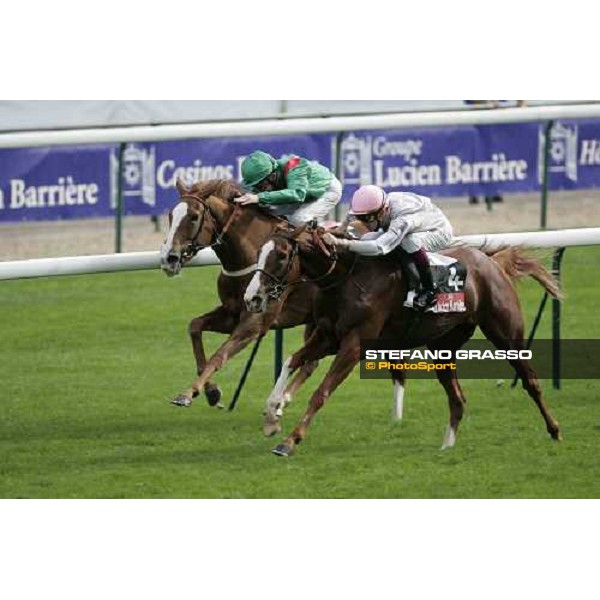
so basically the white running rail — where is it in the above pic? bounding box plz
[1,227,600,281]
[1,104,600,149]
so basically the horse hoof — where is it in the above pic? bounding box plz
[263,420,282,437]
[171,395,193,407]
[205,387,222,407]
[272,443,293,457]
[548,422,561,441]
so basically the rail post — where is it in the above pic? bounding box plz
[274,329,284,382]
[333,131,344,222]
[552,247,566,389]
[114,142,125,253]
[228,334,265,411]
[540,120,554,230]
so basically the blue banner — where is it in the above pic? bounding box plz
[1,120,599,222]
[339,124,539,198]
[338,119,600,198]
[0,134,333,222]
[542,119,600,191]
[0,144,115,222]
[118,134,334,216]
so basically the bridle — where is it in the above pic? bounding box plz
[254,234,300,300]
[255,228,342,301]
[177,193,241,261]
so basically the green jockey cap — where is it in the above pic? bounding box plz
[241,151,279,187]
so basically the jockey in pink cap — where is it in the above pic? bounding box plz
[326,185,454,310]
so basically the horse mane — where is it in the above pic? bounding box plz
[189,179,246,202]
[287,225,347,262]
[184,178,295,231]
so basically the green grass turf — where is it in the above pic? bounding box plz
[1,247,599,498]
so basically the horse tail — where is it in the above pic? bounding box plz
[485,246,563,300]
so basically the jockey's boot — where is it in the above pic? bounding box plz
[411,248,437,310]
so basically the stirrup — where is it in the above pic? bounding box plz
[413,289,437,310]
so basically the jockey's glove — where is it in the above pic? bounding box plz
[234,193,260,205]
[323,233,351,248]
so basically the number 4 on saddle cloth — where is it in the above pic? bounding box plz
[398,251,467,313]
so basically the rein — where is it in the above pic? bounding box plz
[257,231,345,300]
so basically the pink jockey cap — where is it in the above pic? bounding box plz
[348,185,387,215]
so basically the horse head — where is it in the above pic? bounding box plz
[160,178,245,276]
[244,221,335,314]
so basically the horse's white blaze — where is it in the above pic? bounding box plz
[244,240,274,302]
[265,356,293,419]
[160,202,188,259]
[442,425,457,449]
[392,380,405,421]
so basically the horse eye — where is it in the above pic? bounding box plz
[189,214,199,222]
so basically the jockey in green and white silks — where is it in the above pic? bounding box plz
[325,185,454,310]
[235,150,342,226]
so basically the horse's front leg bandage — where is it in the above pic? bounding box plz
[265,356,294,418]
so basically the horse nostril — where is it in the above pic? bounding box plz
[167,254,180,265]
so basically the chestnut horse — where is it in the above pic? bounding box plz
[160,178,324,408]
[244,224,562,456]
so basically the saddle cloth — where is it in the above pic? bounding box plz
[404,252,467,313]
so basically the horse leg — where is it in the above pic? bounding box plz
[389,369,407,421]
[515,358,561,440]
[455,378,468,405]
[280,360,319,406]
[188,305,238,408]
[263,326,337,436]
[272,330,362,457]
[479,320,561,441]
[434,367,466,449]
[275,324,321,419]
[263,355,295,436]
[172,312,269,407]
[426,324,476,445]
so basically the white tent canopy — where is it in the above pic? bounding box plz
[0,100,568,133]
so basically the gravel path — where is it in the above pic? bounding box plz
[1,190,599,261]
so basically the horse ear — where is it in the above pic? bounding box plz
[224,181,244,201]
[176,178,189,196]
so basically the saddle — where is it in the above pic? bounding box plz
[395,249,468,313]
